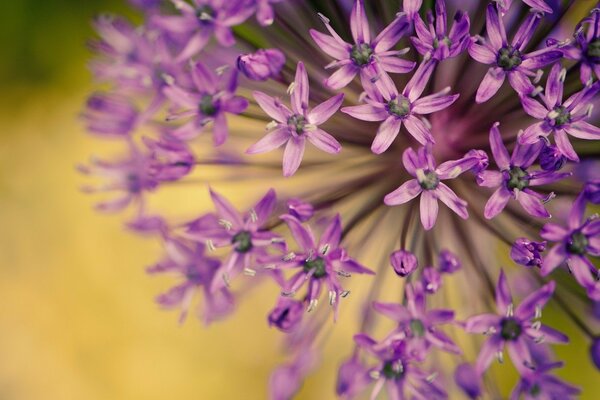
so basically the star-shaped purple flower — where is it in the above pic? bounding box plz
[247,62,344,177]
[465,271,568,376]
[476,122,569,219]
[164,62,248,145]
[510,361,580,399]
[469,5,561,103]
[559,8,600,84]
[540,193,600,300]
[411,0,471,61]
[309,0,415,90]
[384,146,482,230]
[518,63,600,161]
[342,60,458,152]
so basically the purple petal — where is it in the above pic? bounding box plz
[565,121,600,140]
[516,189,550,218]
[420,190,439,230]
[377,56,416,74]
[515,281,555,320]
[291,62,309,114]
[319,214,342,250]
[489,122,510,170]
[465,314,501,334]
[496,269,512,315]
[210,188,243,227]
[402,147,420,176]
[384,179,422,205]
[555,129,579,161]
[476,67,505,103]
[475,335,503,376]
[511,13,541,51]
[308,93,344,125]
[253,91,292,123]
[212,113,228,146]
[350,0,370,43]
[540,223,568,241]
[568,255,598,292]
[545,64,564,108]
[529,324,569,344]
[280,214,316,251]
[468,43,496,64]
[246,128,290,154]
[540,244,566,276]
[520,95,548,119]
[191,62,217,92]
[341,104,388,121]
[325,64,359,90]
[506,340,532,374]
[485,4,507,50]
[404,59,435,101]
[404,115,434,145]
[282,137,306,177]
[371,117,402,154]
[372,302,410,322]
[477,170,503,187]
[309,29,349,60]
[511,141,542,168]
[252,189,277,227]
[435,183,468,219]
[484,186,511,219]
[520,50,562,70]
[374,14,410,52]
[306,128,341,154]
[507,70,534,96]
[518,121,551,145]
[412,92,459,114]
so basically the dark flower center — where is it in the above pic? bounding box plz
[567,231,589,255]
[350,43,373,66]
[381,361,404,380]
[303,257,327,278]
[387,96,411,118]
[419,170,440,190]
[500,317,522,341]
[199,94,218,116]
[409,319,426,337]
[185,266,204,283]
[497,46,523,71]
[587,39,600,60]
[433,36,451,49]
[196,5,215,24]
[507,166,529,190]
[232,230,253,253]
[127,173,143,193]
[529,383,541,397]
[287,114,306,134]
[550,106,571,127]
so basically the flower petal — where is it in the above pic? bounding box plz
[253,91,292,122]
[291,62,309,114]
[484,186,511,219]
[517,189,550,218]
[384,179,422,205]
[371,117,402,154]
[420,190,439,230]
[305,128,341,154]
[282,136,306,177]
[308,93,344,125]
[435,183,468,219]
[489,122,510,170]
[476,67,505,103]
[341,104,388,121]
[246,128,290,154]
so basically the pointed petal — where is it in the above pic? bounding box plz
[404,115,433,145]
[384,179,422,205]
[420,190,439,230]
[436,183,468,219]
[246,128,290,154]
[517,189,550,218]
[341,104,388,121]
[484,186,511,219]
[489,122,510,170]
[282,137,306,177]
[308,93,344,125]
[209,188,243,227]
[371,117,402,153]
[305,128,341,154]
[476,67,505,103]
[253,91,291,122]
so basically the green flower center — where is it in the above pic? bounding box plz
[381,361,404,380]
[350,43,373,66]
[500,317,522,341]
[196,5,215,23]
[231,231,253,253]
[507,166,529,191]
[303,257,327,278]
[287,114,306,134]
[199,94,218,116]
[387,96,411,118]
[419,170,440,190]
[433,36,451,49]
[550,106,571,127]
[587,39,600,59]
[567,232,589,255]
[409,319,426,337]
[497,46,523,71]
[529,383,541,397]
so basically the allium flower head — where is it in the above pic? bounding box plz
[247,62,344,176]
[310,0,415,90]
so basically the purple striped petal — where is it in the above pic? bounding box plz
[252,189,277,227]
[520,95,548,119]
[305,128,341,154]
[511,13,541,51]
[506,339,532,374]
[372,302,411,322]
[191,61,217,92]
[477,170,503,187]
[565,121,600,140]
[507,70,534,96]
[247,128,290,154]
[341,104,388,121]
[555,129,579,161]
[291,62,309,114]
[518,121,550,145]
[377,56,416,74]
[468,43,496,64]
[282,136,306,177]
[515,280,555,320]
[374,14,410,52]
[412,91,459,114]
[484,186,511,219]
[404,59,435,101]
[511,141,542,168]
[540,223,568,241]
[308,93,344,125]
[517,189,550,218]
[485,4,506,50]
[309,29,349,60]
[489,122,510,170]
[280,214,316,251]
[496,269,512,315]
[325,64,359,89]
[475,335,503,376]
[253,91,292,123]
[402,147,421,176]
[545,63,564,108]
[210,188,243,227]
[212,113,228,146]
[404,115,434,145]
[540,244,566,276]
[319,214,342,250]
[435,183,468,219]
[350,0,370,43]
[465,314,501,334]
[420,190,439,230]
[371,117,402,154]
[476,67,505,103]
[384,179,422,205]
[569,255,598,292]
[520,50,562,70]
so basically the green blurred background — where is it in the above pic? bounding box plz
[0,1,597,399]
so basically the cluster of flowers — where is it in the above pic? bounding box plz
[81,0,600,397]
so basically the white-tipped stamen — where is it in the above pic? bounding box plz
[266,120,279,131]
[328,290,336,306]
[307,299,318,312]
[287,82,295,95]
[222,273,230,287]
[320,244,330,255]
[497,351,504,364]
[218,219,233,231]
[506,303,514,317]
[207,239,216,252]
[369,370,381,380]
[243,267,256,277]
[283,252,296,261]
[249,209,258,223]
[340,290,350,298]
[336,270,351,278]
[426,372,438,383]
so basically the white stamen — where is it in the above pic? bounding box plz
[426,372,438,383]
[531,320,542,331]
[307,299,318,312]
[320,244,330,255]
[206,240,216,252]
[222,273,230,287]
[243,268,256,276]
[328,290,336,306]
[218,219,233,231]
[559,68,567,83]
[266,120,279,131]
[547,110,559,119]
[162,73,175,86]
[198,12,213,21]
[336,270,351,278]
[216,65,229,75]
[496,351,504,364]
[340,290,351,298]
[506,303,514,317]
[317,13,330,24]
[369,371,381,380]
[533,70,543,84]
[283,252,296,261]
[249,209,258,223]
[287,82,296,95]
[531,85,543,97]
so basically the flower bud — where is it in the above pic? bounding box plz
[510,238,546,267]
[390,250,418,277]
[439,249,461,273]
[422,267,441,293]
[268,297,303,332]
[584,180,600,204]
[465,149,489,173]
[539,144,567,171]
[237,48,285,81]
[287,198,314,222]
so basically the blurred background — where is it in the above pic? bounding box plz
[0,1,597,399]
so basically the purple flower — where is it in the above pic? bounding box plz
[373,284,460,358]
[495,0,553,14]
[403,0,423,22]
[454,363,482,399]
[247,62,343,177]
[164,62,248,144]
[465,271,568,375]
[309,0,414,90]
[540,194,600,300]
[591,337,600,370]
[152,0,254,61]
[390,249,418,277]
[385,146,480,230]
[236,48,285,81]
[518,63,600,161]
[439,249,461,274]
[469,5,561,103]
[144,136,195,182]
[147,238,234,324]
[560,8,600,84]
[336,357,371,398]
[352,334,447,399]
[510,361,580,400]
[268,297,304,332]
[254,0,284,26]
[539,142,567,171]
[342,60,457,152]
[477,122,569,219]
[411,0,471,61]
[277,214,373,318]
[84,92,138,137]
[286,198,314,222]
[511,238,546,267]
[584,180,600,204]
[421,267,441,293]
[186,188,281,291]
